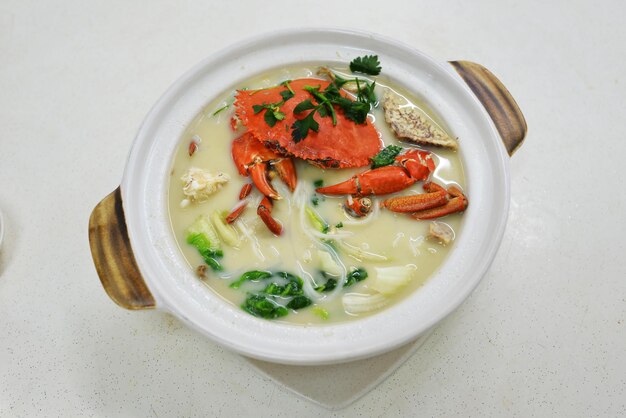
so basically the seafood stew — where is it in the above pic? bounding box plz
[167,56,468,324]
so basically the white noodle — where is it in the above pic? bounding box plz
[291,184,348,302]
[339,240,389,262]
[234,218,265,262]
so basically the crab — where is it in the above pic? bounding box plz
[316,148,468,219]
[228,78,382,233]
[233,78,381,169]
[315,149,434,196]
[227,132,297,235]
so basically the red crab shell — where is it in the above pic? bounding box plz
[234,78,382,168]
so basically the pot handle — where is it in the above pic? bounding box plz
[88,187,156,310]
[449,61,527,155]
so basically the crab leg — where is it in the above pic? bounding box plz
[225,184,253,224]
[447,185,464,198]
[410,196,468,220]
[248,161,280,200]
[226,203,247,224]
[316,166,417,197]
[382,190,448,213]
[272,158,297,192]
[423,182,445,193]
[257,196,283,235]
[239,183,253,199]
[232,132,297,199]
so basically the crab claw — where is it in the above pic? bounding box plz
[316,166,417,197]
[257,196,283,235]
[232,132,297,199]
[316,149,436,197]
[248,161,280,200]
[395,149,435,182]
[345,197,373,217]
[273,158,297,192]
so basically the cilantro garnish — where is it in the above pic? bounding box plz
[291,85,337,143]
[252,56,384,142]
[290,82,376,142]
[371,145,403,168]
[251,81,295,128]
[292,109,320,142]
[349,55,381,75]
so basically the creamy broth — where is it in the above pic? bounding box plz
[167,64,465,324]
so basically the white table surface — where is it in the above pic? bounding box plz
[1,0,625,416]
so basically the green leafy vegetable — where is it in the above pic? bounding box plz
[242,294,288,319]
[315,276,337,293]
[313,179,324,188]
[262,272,304,297]
[312,306,329,320]
[350,55,382,75]
[344,267,368,287]
[305,206,329,233]
[211,210,240,247]
[186,215,223,271]
[286,295,312,310]
[370,145,403,168]
[315,268,368,292]
[335,222,343,228]
[230,270,272,289]
[262,281,302,297]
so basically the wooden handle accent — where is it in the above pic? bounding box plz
[88,187,156,310]
[450,61,527,155]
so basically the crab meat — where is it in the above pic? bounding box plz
[429,222,454,245]
[180,167,230,207]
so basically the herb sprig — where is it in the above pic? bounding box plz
[349,55,382,75]
[291,82,376,142]
[251,55,383,142]
[251,81,295,127]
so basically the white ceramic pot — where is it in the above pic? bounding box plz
[89,28,526,365]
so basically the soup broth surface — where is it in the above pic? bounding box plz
[168,64,465,324]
